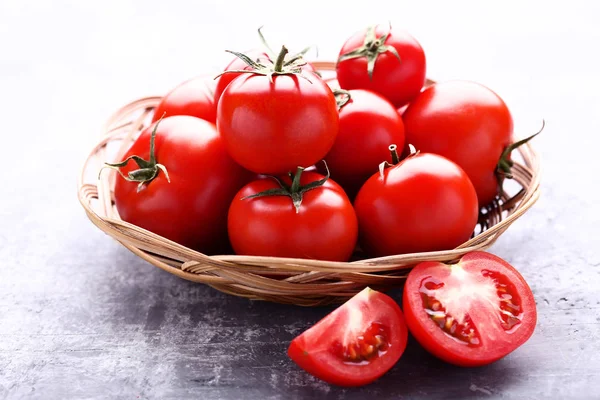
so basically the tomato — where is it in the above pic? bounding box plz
[288,287,408,387]
[336,24,426,108]
[402,81,515,206]
[227,168,357,261]
[217,47,339,175]
[152,76,216,124]
[403,251,537,367]
[354,151,478,257]
[214,50,316,107]
[108,116,251,254]
[213,49,269,107]
[324,89,405,199]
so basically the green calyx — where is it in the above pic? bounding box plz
[497,120,545,179]
[333,89,352,109]
[99,115,170,192]
[215,27,314,83]
[242,163,330,213]
[337,23,401,80]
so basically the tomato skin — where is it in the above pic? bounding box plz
[324,89,405,200]
[288,287,408,387]
[403,251,537,367]
[402,81,514,206]
[217,72,339,174]
[213,50,269,107]
[336,25,426,108]
[227,172,357,261]
[214,53,317,107]
[114,116,252,254]
[152,77,216,124]
[354,153,478,257]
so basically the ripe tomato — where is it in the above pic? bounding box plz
[213,49,269,107]
[324,89,405,199]
[288,287,408,387]
[403,251,537,367]
[217,47,339,175]
[336,24,426,108]
[354,151,478,257]
[110,116,251,254]
[227,169,357,261]
[402,81,514,206]
[214,50,316,107]
[152,76,216,124]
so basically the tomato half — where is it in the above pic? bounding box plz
[336,24,426,108]
[218,71,338,174]
[402,81,514,206]
[227,170,357,261]
[152,76,216,124]
[403,251,537,367]
[288,287,408,387]
[354,152,479,257]
[323,89,405,200]
[112,116,251,254]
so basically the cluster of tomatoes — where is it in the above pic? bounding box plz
[106,24,537,262]
[104,24,539,387]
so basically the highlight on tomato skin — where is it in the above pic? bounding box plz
[402,251,537,367]
[287,287,408,387]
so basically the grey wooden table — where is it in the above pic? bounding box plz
[1,1,599,399]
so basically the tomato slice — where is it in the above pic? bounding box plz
[287,288,408,387]
[403,251,537,367]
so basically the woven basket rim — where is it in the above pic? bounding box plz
[77,61,541,305]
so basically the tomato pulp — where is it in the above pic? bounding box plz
[288,287,408,387]
[403,252,537,367]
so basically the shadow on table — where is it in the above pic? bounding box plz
[97,246,533,399]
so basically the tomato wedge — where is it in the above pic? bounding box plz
[288,287,408,387]
[403,252,537,367]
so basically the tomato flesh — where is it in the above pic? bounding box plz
[288,288,408,387]
[403,252,537,367]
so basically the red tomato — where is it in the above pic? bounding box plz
[111,116,251,254]
[354,152,478,257]
[227,170,357,261]
[152,77,216,124]
[213,50,269,107]
[214,51,317,108]
[402,81,514,206]
[324,89,405,199]
[403,251,537,367]
[288,287,408,387]
[336,24,426,108]
[218,68,338,174]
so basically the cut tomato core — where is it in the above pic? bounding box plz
[330,321,389,363]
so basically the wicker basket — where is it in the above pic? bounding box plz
[78,61,541,306]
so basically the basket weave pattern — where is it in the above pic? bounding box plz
[78,62,541,306]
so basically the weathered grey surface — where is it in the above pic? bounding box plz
[1,1,599,399]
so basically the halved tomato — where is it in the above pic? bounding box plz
[288,287,408,387]
[403,251,537,367]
